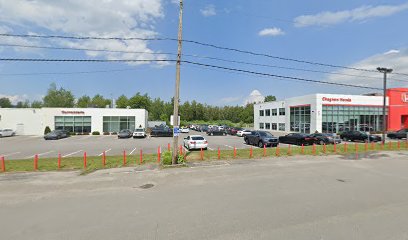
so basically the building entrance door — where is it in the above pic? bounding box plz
[402,115,408,129]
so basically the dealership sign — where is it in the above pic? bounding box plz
[322,97,352,103]
[61,110,85,114]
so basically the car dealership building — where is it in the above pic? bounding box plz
[0,108,148,136]
[254,88,408,134]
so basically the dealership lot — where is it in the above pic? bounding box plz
[0,131,290,160]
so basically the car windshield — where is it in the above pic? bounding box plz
[192,137,204,140]
[120,130,128,133]
[259,132,273,137]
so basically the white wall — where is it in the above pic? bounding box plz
[0,108,148,135]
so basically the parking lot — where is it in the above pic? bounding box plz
[0,130,291,160]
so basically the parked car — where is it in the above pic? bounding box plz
[0,129,15,137]
[133,128,146,138]
[150,126,173,137]
[44,130,67,140]
[183,135,208,150]
[198,125,209,133]
[310,133,341,145]
[387,128,408,139]
[340,130,381,142]
[228,127,242,135]
[244,131,279,148]
[207,126,227,136]
[180,127,190,133]
[118,129,133,139]
[279,133,317,146]
[236,129,252,137]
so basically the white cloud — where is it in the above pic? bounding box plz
[0,0,166,65]
[243,90,264,105]
[0,94,28,104]
[327,49,408,89]
[294,2,408,27]
[200,4,216,17]
[258,27,285,37]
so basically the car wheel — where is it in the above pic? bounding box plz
[245,138,249,144]
[258,141,264,148]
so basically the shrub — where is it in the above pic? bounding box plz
[162,151,172,165]
[103,132,110,135]
[92,131,100,135]
[44,126,51,135]
[111,132,117,135]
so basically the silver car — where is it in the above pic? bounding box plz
[133,128,146,138]
[0,129,15,137]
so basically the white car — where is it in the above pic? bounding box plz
[133,128,146,138]
[184,135,208,150]
[236,129,252,137]
[0,129,15,137]
[180,127,190,133]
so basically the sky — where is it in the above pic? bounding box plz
[0,0,408,106]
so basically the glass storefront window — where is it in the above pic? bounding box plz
[290,106,311,133]
[54,116,92,133]
[103,116,136,133]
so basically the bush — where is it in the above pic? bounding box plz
[92,131,100,135]
[162,151,172,165]
[44,126,51,135]
[69,132,76,136]
[111,132,117,135]
[103,132,110,135]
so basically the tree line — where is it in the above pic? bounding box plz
[0,83,276,125]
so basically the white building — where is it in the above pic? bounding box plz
[254,93,389,134]
[0,108,148,135]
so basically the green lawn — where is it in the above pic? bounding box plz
[1,141,407,173]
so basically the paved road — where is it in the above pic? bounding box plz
[0,131,291,160]
[1,151,408,239]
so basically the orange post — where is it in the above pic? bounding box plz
[288,144,291,156]
[200,148,204,160]
[218,147,221,159]
[123,150,127,166]
[34,154,38,171]
[102,151,106,167]
[406,140,408,149]
[355,143,358,153]
[301,144,304,154]
[233,147,237,158]
[168,143,171,151]
[364,142,368,152]
[323,143,326,154]
[344,142,348,153]
[371,142,375,150]
[398,141,401,150]
[381,141,384,150]
[58,153,61,169]
[157,147,161,163]
[333,143,337,153]
[312,144,316,155]
[139,150,143,164]
[179,145,183,155]
[1,156,5,172]
[83,152,87,169]
[276,145,280,157]
[388,141,392,150]
[249,147,253,158]
[263,144,266,157]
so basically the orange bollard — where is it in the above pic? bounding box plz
[312,144,316,155]
[140,150,143,164]
[371,142,375,150]
[365,142,368,152]
[406,140,408,149]
[398,141,401,150]
[344,142,348,153]
[168,143,171,151]
[218,147,221,159]
[355,143,358,153]
[233,147,237,158]
[58,153,61,169]
[102,151,106,167]
[83,152,87,169]
[288,144,291,156]
[34,154,38,171]
[179,145,183,155]
[276,145,280,157]
[123,150,127,166]
[301,144,305,154]
[381,141,384,150]
[157,147,161,163]
[323,143,327,154]
[1,156,5,172]
[200,148,204,160]
[249,147,253,158]
[388,141,392,150]
[263,144,266,157]
[333,142,337,153]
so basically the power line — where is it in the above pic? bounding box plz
[2,33,408,76]
[2,42,407,82]
[0,58,175,63]
[0,68,138,76]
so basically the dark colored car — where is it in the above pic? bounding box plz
[207,126,227,136]
[228,127,242,135]
[199,125,209,132]
[340,130,381,142]
[150,126,173,137]
[387,128,408,139]
[278,133,317,146]
[118,129,133,139]
[44,130,67,140]
[310,133,342,145]
[244,131,279,147]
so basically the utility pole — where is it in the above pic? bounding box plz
[172,0,184,165]
[377,67,393,144]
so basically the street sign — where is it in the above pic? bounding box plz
[173,126,180,137]
[170,115,181,126]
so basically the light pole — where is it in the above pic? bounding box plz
[172,0,184,164]
[377,67,393,144]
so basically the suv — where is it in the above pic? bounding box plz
[133,128,146,138]
[244,131,279,148]
[340,130,381,142]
